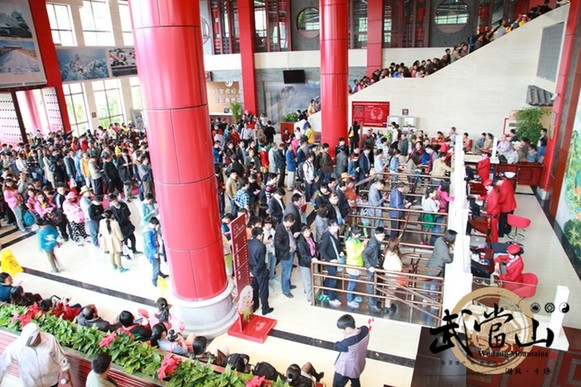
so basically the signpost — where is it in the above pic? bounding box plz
[227,214,276,343]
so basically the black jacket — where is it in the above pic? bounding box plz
[77,314,119,332]
[274,223,292,261]
[319,230,342,262]
[110,202,135,237]
[248,238,268,277]
[297,235,316,267]
[274,149,286,170]
[103,160,120,182]
[268,197,285,225]
[88,202,104,222]
[336,188,350,219]
[117,155,133,182]
[362,236,382,269]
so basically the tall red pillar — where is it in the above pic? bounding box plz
[238,0,258,115]
[320,0,349,151]
[366,0,383,77]
[29,0,71,133]
[129,0,236,336]
[539,2,579,207]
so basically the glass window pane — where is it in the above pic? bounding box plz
[55,5,72,30]
[80,2,96,30]
[84,32,97,46]
[98,31,115,45]
[51,30,61,45]
[70,83,82,93]
[47,5,57,28]
[123,32,133,46]
[106,91,121,116]
[61,31,75,46]
[94,91,109,116]
[105,79,117,89]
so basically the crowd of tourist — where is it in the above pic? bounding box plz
[350,1,556,93]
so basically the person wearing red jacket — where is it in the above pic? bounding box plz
[477,151,491,181]
[494,243,524,284]
[495,176,517,237]
[481,179,499,243]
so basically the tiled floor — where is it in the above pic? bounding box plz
[0,184,579,387]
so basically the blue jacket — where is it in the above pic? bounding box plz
[143,227,159,259]
[389,187,404,219]
[38,225,59,251]
[285,149,297,172]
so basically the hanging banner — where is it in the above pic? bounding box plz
[0,0,47,88]
[352,101,390,127]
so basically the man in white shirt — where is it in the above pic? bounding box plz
[0,323,72,387]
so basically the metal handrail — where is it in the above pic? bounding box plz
[309,260,444,324]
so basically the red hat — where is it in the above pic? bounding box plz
[482,149,491,154]
[506,244,521,255]
[483,179,493,187]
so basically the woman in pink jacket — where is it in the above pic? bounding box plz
[63,191,88,245]
[2,178,26,232]
[34,192,56,221]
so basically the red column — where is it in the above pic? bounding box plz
[320,0,349,152]
[129,0,234,332]
[540,1,579,197]
[238,0,258,115]
[366,0,383,77]
[29,0,71,133]
[21,91,43,135]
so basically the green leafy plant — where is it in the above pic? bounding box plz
[515,107,549,145]
[230,101,242,123]
[281,111,299,122]
[0,305,289,386]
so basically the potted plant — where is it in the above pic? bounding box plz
[230,101,242,124]
[280,111,299,138]
[515,107,549,145]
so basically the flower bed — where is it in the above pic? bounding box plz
[0,305,288,386]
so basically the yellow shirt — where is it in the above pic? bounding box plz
[305,128,315,144]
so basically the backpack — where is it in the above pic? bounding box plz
[253,361,282,381]
[23,210,35,227]
[296,161,305,182]
[226,353,251,373]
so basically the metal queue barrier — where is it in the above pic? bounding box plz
[310,260,445,324]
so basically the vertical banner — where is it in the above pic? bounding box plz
[229,214,250,299]
[352,101,390,127]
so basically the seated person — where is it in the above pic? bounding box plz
[77,304,120,332]
[0,272,14,302]
[494,243,524,283]
[150,323,189,356]
[286,363,325,387]
[9,285,42,307]
[191,336,228,367]
[117,310,152,341]
[38,296,81,321]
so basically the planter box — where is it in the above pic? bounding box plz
[0,329,160,386]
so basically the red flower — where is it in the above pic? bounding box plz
[98,332,117,348]
[18,313,32,327]
[247,375,270,386]
[157,354,182,381]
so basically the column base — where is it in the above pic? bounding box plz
[536,187,550,201]
[171,279,237,338]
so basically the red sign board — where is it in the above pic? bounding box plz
[352,101,390,127]
[229,214,250,296]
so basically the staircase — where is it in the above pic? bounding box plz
[311,5,569,139]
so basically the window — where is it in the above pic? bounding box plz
[129,77,142,110]
[46,3,76,46]
[210,0,240,54]
[253,0,289,52]
[118,0,133,46]
[93,79,124,128]
[435,0,469,25]
[63,83,90,136]
[351,0,368,48]
[296,8,319,38]
[80,0,115,46]
[383,4,392,47]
